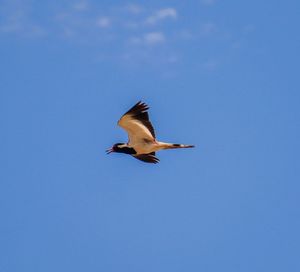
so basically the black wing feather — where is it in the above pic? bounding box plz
[133,153,159,164]
[122,101,156,138]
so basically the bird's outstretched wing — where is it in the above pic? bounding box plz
[118,101,156,145]
[133,152,159,164]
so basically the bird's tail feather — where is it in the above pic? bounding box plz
[158,142,195,149]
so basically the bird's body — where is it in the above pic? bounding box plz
[106,101,194,163]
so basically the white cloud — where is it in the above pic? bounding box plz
[129,32,166,46]
[144,32,166,45]
[146,8,177,24]
[96,17,111,28]
[126,4,143,14]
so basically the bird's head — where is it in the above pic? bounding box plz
[106,143,126,154]
[106,143,137,155]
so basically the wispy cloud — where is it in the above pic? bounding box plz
[0,1,241,70]
[0,2,178,43]
[129,32,166,46]
[145,8,177,24]
[144,32,166,45]
[96,17,111,28]
[126,4,144,15]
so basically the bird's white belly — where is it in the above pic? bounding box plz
[131,141,161,154]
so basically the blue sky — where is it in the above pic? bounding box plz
[1,0,300,271]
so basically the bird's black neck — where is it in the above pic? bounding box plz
[115,146,137,155]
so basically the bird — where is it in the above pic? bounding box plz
[106,101,195,163]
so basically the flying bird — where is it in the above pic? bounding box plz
[106,101,194,163]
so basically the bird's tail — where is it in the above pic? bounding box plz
[158,142,195,150]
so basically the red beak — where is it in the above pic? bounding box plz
[106,147,114,154]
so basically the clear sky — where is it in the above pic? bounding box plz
[1,0,300,271]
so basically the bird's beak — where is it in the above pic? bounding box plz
[106,147,114,154]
